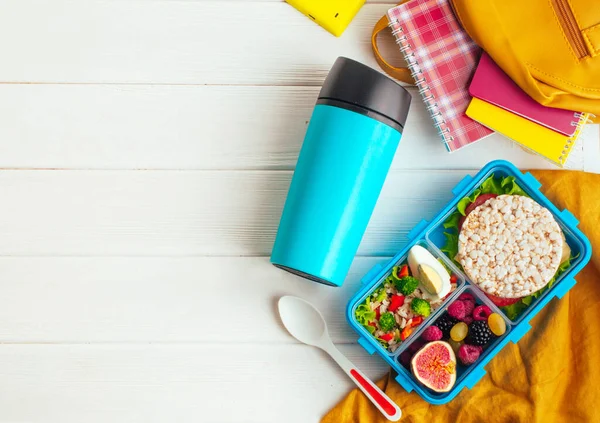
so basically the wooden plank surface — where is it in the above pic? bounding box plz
[0,164,598,257]
[0,256,387,343]
[0,1,399,85]
[0,1,597,422]
[0,83,595,170]
[0,344,389,423]
[0,169,459,256]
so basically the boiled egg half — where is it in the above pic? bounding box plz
[407,245,452,301]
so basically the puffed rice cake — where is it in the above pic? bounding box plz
[457,195,563,298]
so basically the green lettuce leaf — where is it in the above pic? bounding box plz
[440,231,460,267]
[479,175,504,195]
[355,297,376,327]
[457,189,481,216]
[454,174,530,217]
[443,211,462,229]
[374,286,387,303]
[501,176,528,197]
[500,301,529,321]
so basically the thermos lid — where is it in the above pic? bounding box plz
[317,57,412,133]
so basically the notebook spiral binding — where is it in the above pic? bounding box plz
[571,112,583,126]
[559,113,593,166]
[389,21,455,146]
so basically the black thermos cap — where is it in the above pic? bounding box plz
[317,57,412,133]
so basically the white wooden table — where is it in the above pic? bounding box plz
[0,1,598,422]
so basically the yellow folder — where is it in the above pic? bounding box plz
[466,97,588,167]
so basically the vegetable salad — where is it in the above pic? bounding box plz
[355,262,458,352]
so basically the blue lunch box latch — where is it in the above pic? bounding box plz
[451,175,473,196]
[360,263,384,285]
[510,322,532,344]
[463,367,487,389]
[357,336,377,355]
[554,277,577,299]
[395,371,414,392]
[521,172,542,191]
[407,219,429,241]
[559,209,579,227]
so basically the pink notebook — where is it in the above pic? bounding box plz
[469,53,582,137]
[387,0,493,152]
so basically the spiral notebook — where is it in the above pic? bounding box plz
[387,0,493,152]
[466,98,590,167]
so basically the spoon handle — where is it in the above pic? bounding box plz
[324,343,401,421]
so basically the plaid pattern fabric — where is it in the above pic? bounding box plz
[388,0,493,152]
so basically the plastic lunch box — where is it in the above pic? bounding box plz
[346,160,592,404]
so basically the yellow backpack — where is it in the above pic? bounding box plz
[373,0,600,118]
[452,0,599,118]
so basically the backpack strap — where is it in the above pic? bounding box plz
[371,1,414,84]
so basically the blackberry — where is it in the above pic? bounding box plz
[467,320,493,346]
[436,314,458,339]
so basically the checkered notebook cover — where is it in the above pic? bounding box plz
[387,0,493,152]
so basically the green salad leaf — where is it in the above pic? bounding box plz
[454,175,530,217]
[443,211,462,229]
[390,266,401,281]
[479,175,505,195]
[355,297,376,329]
[500,301,529,321]
[501,176,528,197]
[457,188,481,216]
[440,231,460,268]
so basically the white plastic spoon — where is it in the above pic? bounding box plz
[278,296,401,421]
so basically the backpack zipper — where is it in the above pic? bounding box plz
[551,0,588,59]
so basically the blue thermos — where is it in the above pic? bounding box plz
[271,57,412,287]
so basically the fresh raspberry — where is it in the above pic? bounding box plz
[458,344,481,365]
[447,300,466,320]
[458,292,475,302]
[463,316,474,325]
[408,338,426,353]
[421,325,443,342]
[473,305,493,321]
[461,300,475,318]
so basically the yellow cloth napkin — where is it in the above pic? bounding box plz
[323,170,600,423]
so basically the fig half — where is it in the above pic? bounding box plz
[411,341,457,392]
